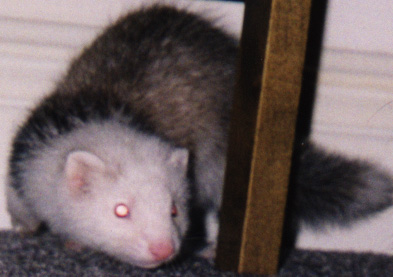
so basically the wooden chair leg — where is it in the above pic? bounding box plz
[215,0,312,274]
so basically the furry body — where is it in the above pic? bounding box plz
[6,5,393,268]
[7,6,235,268]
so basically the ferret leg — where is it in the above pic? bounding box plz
[6,186,41,233]
[197,211,219,260]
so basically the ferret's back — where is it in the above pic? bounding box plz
[57,5,238,150]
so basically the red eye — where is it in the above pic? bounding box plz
[171,204,178,217]
[114,203,130,218]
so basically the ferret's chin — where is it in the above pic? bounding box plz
[118,253,176,269]
[136,261,167,269]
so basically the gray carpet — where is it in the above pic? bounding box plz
[0,231,392,276]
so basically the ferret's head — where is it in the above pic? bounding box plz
[57,133,190,268]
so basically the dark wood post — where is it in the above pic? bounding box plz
[215,0,312,274]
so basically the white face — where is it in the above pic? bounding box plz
[59,146,190,268]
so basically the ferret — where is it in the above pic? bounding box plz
[6,5,393,269]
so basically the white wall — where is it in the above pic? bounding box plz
[1,0,392,229]
[311,0,393,171]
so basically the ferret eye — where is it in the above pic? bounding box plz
[171,203,178,217]
[114,203,130,218]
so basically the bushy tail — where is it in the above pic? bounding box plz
[292,142,393,227]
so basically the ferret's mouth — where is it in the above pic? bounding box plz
[115,250,178,269]
[137,261,167,269]
[127,255,175,269]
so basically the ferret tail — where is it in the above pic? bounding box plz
[291,142,393,227]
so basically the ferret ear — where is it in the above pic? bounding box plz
[168,148,189,172]
[65,151,106,195]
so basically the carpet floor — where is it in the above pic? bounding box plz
[0,231,392,276]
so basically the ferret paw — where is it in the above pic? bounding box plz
[64,240,84,252]
[196,243,216,263]
[11,219,41,236]
[13,226,37,236]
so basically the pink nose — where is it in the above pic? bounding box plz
[148,241,175,261]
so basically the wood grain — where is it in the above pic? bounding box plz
[216,0,312,274]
